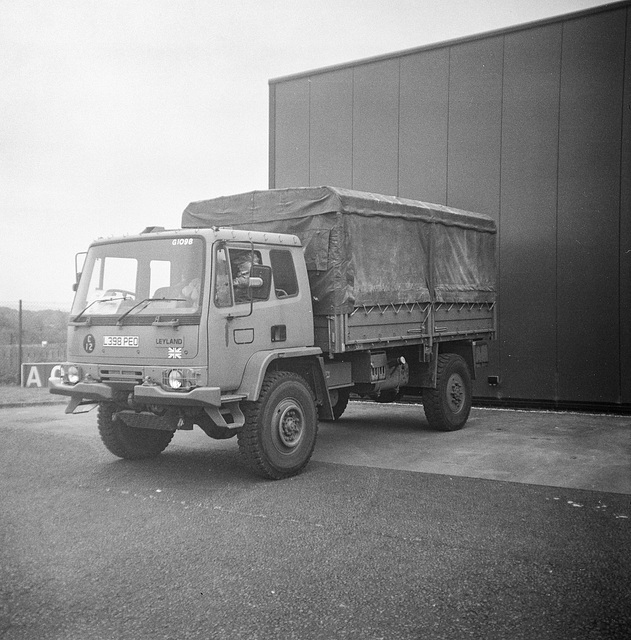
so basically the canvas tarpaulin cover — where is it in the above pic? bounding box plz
[182,186,497,315]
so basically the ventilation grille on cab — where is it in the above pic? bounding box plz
[99,368,143,384]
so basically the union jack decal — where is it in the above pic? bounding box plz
[168,347,182,359]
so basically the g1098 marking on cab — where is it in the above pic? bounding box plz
[172,238,194,245]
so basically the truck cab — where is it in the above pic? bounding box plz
[51,227,323,478]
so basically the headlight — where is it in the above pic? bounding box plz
[167,369,184,389]
[162,368,201,390]
[67,365,82,384]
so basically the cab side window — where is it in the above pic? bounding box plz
[270,250,298,298]
[215,246,269,307]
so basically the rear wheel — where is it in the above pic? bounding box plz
[422,354,472,431]
[372,389,402,404]
[97,403,175,459]
[237,371,318,479]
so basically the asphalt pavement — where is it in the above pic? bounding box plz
[1,401,629,639]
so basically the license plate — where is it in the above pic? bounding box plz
[103,335,139,348]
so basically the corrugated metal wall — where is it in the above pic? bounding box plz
[269,2,631,408]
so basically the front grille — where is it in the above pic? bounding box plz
[99,368,144,384]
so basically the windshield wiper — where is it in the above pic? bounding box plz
[115,297,185,326]
[72,297,128,324]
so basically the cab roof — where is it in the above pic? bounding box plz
[90,226,301,247]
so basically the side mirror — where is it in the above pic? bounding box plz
[249,265,272,300]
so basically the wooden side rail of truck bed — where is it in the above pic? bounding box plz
[314,301,496,354]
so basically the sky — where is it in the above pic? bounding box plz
[0,0,613,310]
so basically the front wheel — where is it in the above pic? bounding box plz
[422,354,472,431]
[97,403,175,459]
[237,371,318,480]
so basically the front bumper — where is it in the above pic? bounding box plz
[134,383,221,406]
[49,377,226,413]
[50,378,114,402]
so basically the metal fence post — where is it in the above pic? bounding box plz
[18,299,23,386]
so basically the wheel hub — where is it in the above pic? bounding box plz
[446,373,465,413]
[275,402,304,449]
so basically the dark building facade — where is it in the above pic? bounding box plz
[268,1,631,410]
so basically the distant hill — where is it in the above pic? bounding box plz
[0,306,69,345]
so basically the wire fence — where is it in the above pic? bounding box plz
[0,301,70,385]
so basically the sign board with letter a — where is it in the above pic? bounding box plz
[22,363,62,388]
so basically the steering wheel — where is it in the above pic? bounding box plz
[103,289,135,299]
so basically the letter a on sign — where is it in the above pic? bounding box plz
[26,366,43,388]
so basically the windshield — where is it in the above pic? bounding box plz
[71,236,204,318]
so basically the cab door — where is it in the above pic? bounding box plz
[206,243,277,392]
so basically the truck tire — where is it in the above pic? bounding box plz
[422,354,472,432]
[372,389,402,404]
[320,388,350,421]
[97,403,175,459]
[237,371,318,480]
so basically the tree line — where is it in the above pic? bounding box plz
[0,306,69,345]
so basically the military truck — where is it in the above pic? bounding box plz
[50,187,496,479]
